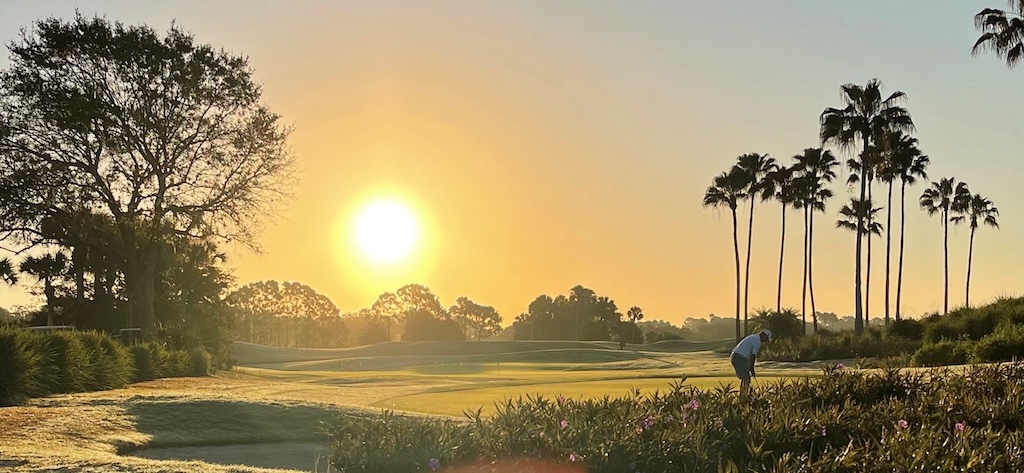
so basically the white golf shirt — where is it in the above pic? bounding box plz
[732,334,762,358]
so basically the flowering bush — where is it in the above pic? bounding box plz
[329,364,1024,472]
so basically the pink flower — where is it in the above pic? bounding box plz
[557,394,565,404]
[836,363,845,370]
[429,458,440,471]
[569,453,581,462]
[680,413,689,423]
[560,419,569,430]
[955,422,965,433]
[688,399,700,411]
[539,431,546,438]
[897,419,909,429]
[821,427,827,436]
[640,416,655,430]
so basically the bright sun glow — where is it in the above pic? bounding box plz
[353,200,419,264]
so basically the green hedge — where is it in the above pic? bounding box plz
[0,327,210,406]
[761,328,921,362]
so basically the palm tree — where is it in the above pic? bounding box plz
[763,164,796,313]
[873,132,918,325]
[837,199,884,322]
[20,252,68,326]
[820,79,914,335]
[973,2,1024,68]
[892,145,929,321]
[793,149,838,333]
[844,154,880,327]
[919,178,971,315]
[703,167,748,344]
[952,193,999,308]
[736,153,776,334]
[0,257,17,285]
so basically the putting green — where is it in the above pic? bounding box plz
[373,376,786,416]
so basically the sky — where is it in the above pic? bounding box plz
[0,1,1021,326]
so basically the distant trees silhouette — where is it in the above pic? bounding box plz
[511,285,625,341]
[227,280,347,348]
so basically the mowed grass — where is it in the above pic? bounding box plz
[234,340,823,417]
[373,376,788,416]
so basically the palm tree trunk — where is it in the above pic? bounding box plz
[966,226,976,308]
[801,206,809,335]
[885,180,893,325]
[809,208,818,333]
[854,141,868,335]
[744,198,756,335]
[866,176,874,328]
[943,208,949,315]
[777,204,786,313]
[896,179,907,321]
[732,207,742,344]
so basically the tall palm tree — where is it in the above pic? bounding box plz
[736,153,776,334]
[792,176,813,334]
[952,193,999,308]
[0,257,17,285]
[845,154,880,327]
[873,132,918,325]
[820,79,914,335]
[703,167,748,344]
[973,2,1024,68]
[20,252,68,326]
[919,178,971,315]
[763,164,796,313]
[892,145,929,321]
[793,149,838,333]
[837,199,883,324]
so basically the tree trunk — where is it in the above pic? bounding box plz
[943,208,949,315]
[966,226,975,308]
[801,206,809,335]
[743,198,756,335]
[896,180,907,321]
[809,208,818,333]
[777,204,786,313]
[884,180,893,325]
[854,139,868,335]
[865,176,874,328]
[73,246,85,302]
[732,207,742,344]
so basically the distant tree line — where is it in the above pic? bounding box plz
[510,285,644,343]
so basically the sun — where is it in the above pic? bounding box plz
[352,199,419,264]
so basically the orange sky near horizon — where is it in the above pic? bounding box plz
[1,1,1022,326]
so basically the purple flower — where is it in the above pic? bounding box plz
[897,419,909,429]
[955,422,965,433]
[569,453,581,462]
[836,363,845,370]
[640,416,655,430]
[429,458,440,471]
[560,419,569,430]
[688,399,700,411]
[681,413,689,423]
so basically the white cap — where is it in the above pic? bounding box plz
[762,329,773,341]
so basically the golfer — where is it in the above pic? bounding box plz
[730,329,772,397]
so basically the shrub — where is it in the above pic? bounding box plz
[0,327,44,405]
[748,308,803,340]
[130,343,163,382]
[77,331,134,390]
[761,329,921,362]
[971,325,1024,363]
[911,340,972,367]
[187,347,212,377]
[886,318,925,340]
[44,331,96,393]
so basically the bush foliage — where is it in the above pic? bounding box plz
[329,364,1024,472]
[0,327,208,405]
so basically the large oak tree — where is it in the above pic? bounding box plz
[0,15,295,335]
